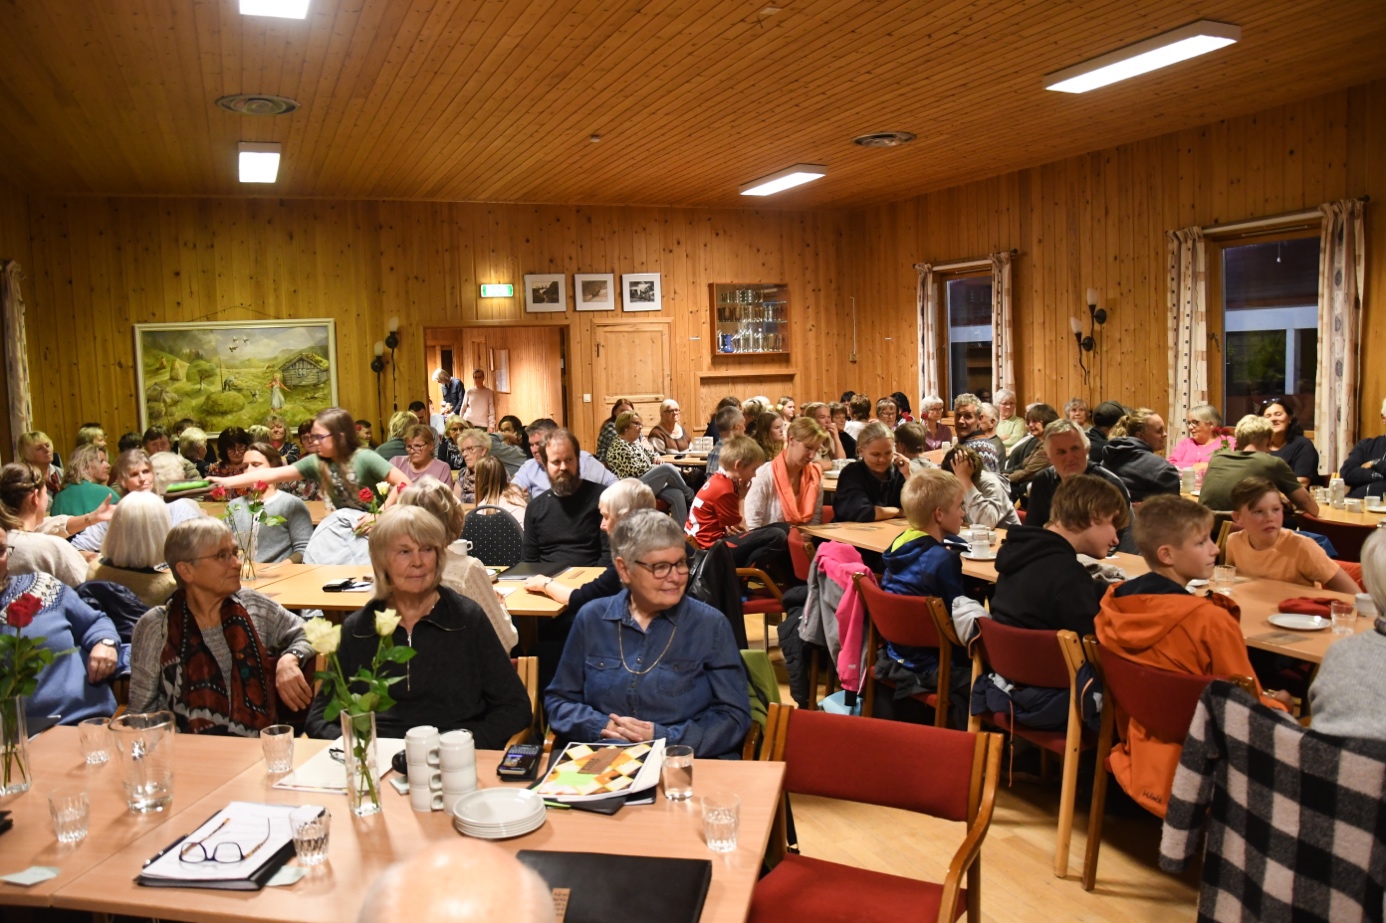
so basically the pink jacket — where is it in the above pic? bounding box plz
[819,542,877,693]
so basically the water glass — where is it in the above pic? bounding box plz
[290,809,331,866]
[662,745,695,801]
[1212,564,1237,596]
[260,724,295,773]
[48,786,89,844]
[78,717,111,764]
[1345,498,1364,514]
[109,710,175,813]
[701,791,740,853]
[1330,600,1357,636]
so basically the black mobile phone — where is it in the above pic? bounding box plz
[497,743,542,780]
[321,578,354,592]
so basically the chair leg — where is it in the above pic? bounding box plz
[1081,765,1110,891]
[1053,739,1081,878]
[807,651,820,708]
[1039,749,1052,783]
[761,613,772,654]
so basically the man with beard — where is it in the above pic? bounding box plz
[513,418,616,498]
[521,428,607,565]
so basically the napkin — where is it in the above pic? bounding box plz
[1,866,60,887]
[1277,597,1338,617]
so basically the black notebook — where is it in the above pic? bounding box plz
[516,851,712,923]
[496,561,572,581]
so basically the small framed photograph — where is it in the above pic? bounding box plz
[622,272,662,312]
[524,273,567,313]
[574,273,616,311]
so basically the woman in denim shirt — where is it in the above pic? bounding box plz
[545,510,751,758]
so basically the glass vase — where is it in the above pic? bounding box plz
[0,696,31,795]
[236,522,260,581]
[341,711,381,817]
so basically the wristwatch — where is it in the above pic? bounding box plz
[95,639,117,649]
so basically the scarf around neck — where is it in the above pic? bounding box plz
[771,453,821,525]
[160,590,276,735]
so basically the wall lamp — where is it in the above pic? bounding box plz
[1071,288,1107,381]
[370,317,402,419]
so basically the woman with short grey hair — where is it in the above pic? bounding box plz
[1306,530,1386,741]
[304,506,531,744]
[546,509,751,758]
[995,389,1025,450]
[920,394,953,451]
[87,490,177,607]
[455,428,491,503]
[128,517,316,735]
[1168,403,1229,467]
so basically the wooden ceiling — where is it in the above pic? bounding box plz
[0,0,1383,209]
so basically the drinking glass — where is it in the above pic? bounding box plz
[662,745,695,801]
[109,710,175,812]
[260,724,295,774]
[290,809,331,866]
[701,791,740,853]
[78,717,111,764]
[48,786,89,844]
[1212,564,1237,596]
[1330,600,1356,636]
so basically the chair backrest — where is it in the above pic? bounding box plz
[511,655,539,715]
[975,619,1071,688]
[855,576,944,650]
[1215,519,1236,564]
[1299,514,1371,563]
[788,526,814,583]
[689,540,748,649]
[768,704,992,823]
[1095,643,1215,741]
[461,504,525,567]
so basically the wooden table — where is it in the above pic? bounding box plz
[38,738,784,923]
[0,730,263,908]
[203,500,330,525]
[1302,504,1386,527]
[659,454,710,469]
[800,518,910,554]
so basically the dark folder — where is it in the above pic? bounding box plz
[496,561,571,580]
[517,850,712,923]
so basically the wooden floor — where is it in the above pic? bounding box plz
[746,618,1201,923]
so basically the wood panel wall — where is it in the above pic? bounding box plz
[0,182,33,456]
[841,79,1386,438]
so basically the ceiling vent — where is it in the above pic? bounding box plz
[852,131,916,148]
[216,94,299,116]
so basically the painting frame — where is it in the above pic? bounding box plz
[622,272,662,312]
[133,318,339,435]
[574,273,616,311]
[524,273,567,313]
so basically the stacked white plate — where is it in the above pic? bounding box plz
[451,788,547,840]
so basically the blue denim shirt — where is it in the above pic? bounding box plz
[545,590,751,758]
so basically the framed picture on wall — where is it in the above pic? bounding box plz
[622,272,662,312]
[574,273,616,311]
[133,318,338,434]
[524,273,567,313]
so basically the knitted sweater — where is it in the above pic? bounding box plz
[1306,622,1386,741]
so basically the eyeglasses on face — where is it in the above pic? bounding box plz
[303,433,324,443]
[179,817,271,864]
[632,559,690,579]
[194,548,244,564]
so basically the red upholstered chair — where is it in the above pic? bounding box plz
[739,565,786,654]
[1337,559,1366,591]
[1080,641,1244,891]
[788,526,814,583]
[1299,513,1372,563]
[969,621,1091,878]
[752,704,1003,923]
[821,504,834,524]
[854,574,955,727]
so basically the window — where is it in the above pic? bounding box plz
[440,348,454,377]
[1210,234,1319,430]
[943,273,993,399]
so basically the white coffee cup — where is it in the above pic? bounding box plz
[441,790,466,813]
[409,785,445,813]
[408,765,442,792]
[1356,593,1378,619]
[449,538,473,558]
[440,768,477,794]
[404,726,440,766]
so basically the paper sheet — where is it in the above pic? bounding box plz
[272,737,405,794]
[141,802,322,883]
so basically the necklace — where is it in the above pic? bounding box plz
[617,608,678,676]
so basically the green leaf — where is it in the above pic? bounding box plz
[323,700,342,722]
[382,646,415,664]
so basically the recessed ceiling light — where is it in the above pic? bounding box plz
[239,0,311,19]
[853,131,916,148]
[1044,20,1239,94]
[739,164,827,197]
[216,94,299,116]
[238,142,281,183]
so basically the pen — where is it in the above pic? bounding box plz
[142,833,189,867]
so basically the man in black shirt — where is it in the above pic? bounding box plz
[522,428,607,565]
[1025,420,1136,553]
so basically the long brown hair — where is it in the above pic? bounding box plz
[474,455,511,505]
[313,407,363,492]
[0,463,42,530]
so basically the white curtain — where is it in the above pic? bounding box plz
[1314,199,1366,476]
[1166,228,1208,435]
[989,251,1014,396]
[1,260,31,461]
[914,262,940,401]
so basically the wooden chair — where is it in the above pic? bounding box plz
[1214,518,1237,564]
[854,574,955,727]
[509,655,539,748]
[1299,512,1372,563]
[968,621,1091,878]
[752,703,1003,923]
[739,565,786,654]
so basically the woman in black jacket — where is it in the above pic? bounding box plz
[1100,408,1180,502]
[832,421,909,522]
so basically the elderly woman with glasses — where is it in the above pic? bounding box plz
[646,399,689,454]
[305,506,531,745]
[455,428,492,503]
[128,518,316,735]
[545,509,751,758]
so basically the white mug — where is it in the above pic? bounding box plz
[408,765,442,791]
[439,749,475,772]
[440,768,477,794]
[449,539,473,558]
[1357,593,1378,619]
[409,785,445,813]
[404,726,440,766]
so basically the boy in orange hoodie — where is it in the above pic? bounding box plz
[1095,494,1289,817]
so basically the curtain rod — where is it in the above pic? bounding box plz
[1201,195,1370,237]
[930,248,1019,272]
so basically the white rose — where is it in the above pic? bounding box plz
[376,481,391,496]
[302,616,341,655]
[374,608,402,638]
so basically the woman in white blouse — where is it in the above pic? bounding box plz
[744,417,829,530]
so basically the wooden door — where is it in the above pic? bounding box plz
[593,321,672,431]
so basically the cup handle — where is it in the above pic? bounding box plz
[432,792,445,810]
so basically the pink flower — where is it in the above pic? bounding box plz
[208,485,228,502]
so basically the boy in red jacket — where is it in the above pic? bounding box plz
[1095,494,1289,817]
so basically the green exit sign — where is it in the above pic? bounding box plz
[480,283,514,298]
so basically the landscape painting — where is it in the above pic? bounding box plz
[134,319,339,434]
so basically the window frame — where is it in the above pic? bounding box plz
[936,267,994,399]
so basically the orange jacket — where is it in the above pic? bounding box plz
[1094,573,1286,817]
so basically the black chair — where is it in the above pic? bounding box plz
[461,504,525,567]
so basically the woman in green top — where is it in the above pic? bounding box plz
[50,444,118,516]
[209,408,410,516]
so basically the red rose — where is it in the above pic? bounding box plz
[358,487,375,503]
[6,594,42,629]
[253,481,270,494]
[208,485,227,502]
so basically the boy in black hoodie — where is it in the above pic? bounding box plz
[991,474,1130,637]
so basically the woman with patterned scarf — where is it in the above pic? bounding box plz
[128,518,315,735]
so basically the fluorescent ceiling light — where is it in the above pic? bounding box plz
[238,142,281,183]
[239,0,311,19]
[1045,20,1239,94]
[739,164,827,196]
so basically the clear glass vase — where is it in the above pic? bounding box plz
[236,522,260,581]
[0,696,31,795]
[341,711,381,817]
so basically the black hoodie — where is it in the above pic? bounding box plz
[990,526,1105,637]
[1101,437,1180,502]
